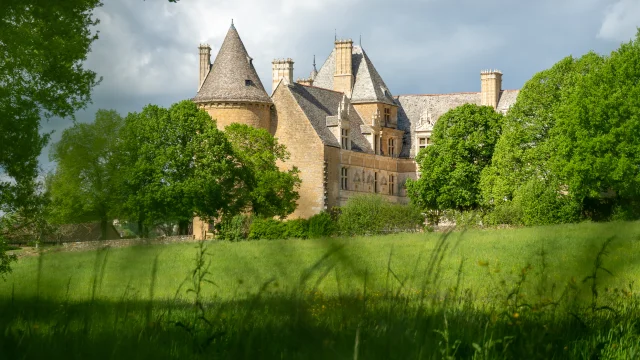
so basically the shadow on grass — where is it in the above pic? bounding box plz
[0,290,638,360]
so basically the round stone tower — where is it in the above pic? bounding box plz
[194,23,272,131]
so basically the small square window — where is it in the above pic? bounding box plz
[245,79,253,86]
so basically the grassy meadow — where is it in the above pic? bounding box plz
[1,221,640,358]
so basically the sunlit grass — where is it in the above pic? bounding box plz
[1,221,639,359]
[2,221,639,303]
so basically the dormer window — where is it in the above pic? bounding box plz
[245,79,254,86]
[341,128,350,150]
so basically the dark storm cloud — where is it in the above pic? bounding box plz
[38,0,640,171]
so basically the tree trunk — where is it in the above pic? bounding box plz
[100,218,108,240]
[178,220,189,235]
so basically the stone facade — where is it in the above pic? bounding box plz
[191,24,521,238]
[201,102,271,130]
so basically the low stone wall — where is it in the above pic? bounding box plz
[61,235,200,252]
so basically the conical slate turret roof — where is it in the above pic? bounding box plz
[194,24,272,104]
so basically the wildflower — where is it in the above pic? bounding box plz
[513,312,520,319]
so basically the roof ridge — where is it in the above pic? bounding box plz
[297,83,345,94]
[395,91,480,97]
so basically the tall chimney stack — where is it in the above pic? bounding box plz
[334,39,354,97]
[198,44,212,91]
[480,69,502,109]
[272,58,294,94]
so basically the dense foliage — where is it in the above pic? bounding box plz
[338,194,424,236]
[406,104,503,214]
[224,124,301,219]
[0,0,102,213]
[481,31,640,225]
[42,101,300,240]
[409,31,640,227]
[47,110,123,239]
[117,101,252,237]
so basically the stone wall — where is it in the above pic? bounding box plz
[61,235,199,252]
[200,102,271,130]
[272,84,327,218]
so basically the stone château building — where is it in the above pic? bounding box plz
[192,23,519,235]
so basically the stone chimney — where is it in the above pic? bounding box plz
[334,39,354,97]
[480,69,502,109]
[272,58,294,93]
[198,44,211,91]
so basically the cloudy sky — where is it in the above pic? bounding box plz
[39,0,640,171]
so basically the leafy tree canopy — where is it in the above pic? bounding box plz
[0,0,102,212]
[118,101,252,235]
[48,110,124,239]
[407,104,504,212]
[224,123,301,219]
[482,30,640,222]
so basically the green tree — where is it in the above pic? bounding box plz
[0,0,102,212]
[118,101,251,236]
[224,123,301,219]
[482,33,640,224]
[550,31,640,220]
[407,104,504,214]
[48,110,123,240]
[480,53,604,208]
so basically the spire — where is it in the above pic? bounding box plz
[194,24,272,104]
[310,55,318,80]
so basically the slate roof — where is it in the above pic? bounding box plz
[286,83,374,153]
[313,46,395,105]
[395,90,520,157]
[194,25,272,104]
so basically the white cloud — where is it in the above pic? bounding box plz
[598,0,640,41]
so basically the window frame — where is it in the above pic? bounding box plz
[389,174,395,196]
[388,137,395,157]
[341,167,348,190]
[374,172,378,193]
[341,128,350,150]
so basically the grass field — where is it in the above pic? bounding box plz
[1,221,639,358]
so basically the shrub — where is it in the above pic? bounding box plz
[307,212,337,238]
[385,202,425,232]
[248,218,287,240]
[441,209,486,228]
[338,194,425,236]
[217,214,252,241]
[512,179,581,226]
[338,195,386,236]
[285,219,309,239]
[484,202,523,226]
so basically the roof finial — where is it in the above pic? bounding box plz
[313,55,316,68]
[334,29,337,41]
[231,19,234,28]
[359,34,362,47]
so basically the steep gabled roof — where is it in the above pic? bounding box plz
[286,83,373,153]
[313,46,395,105]
[194,25,272,104]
